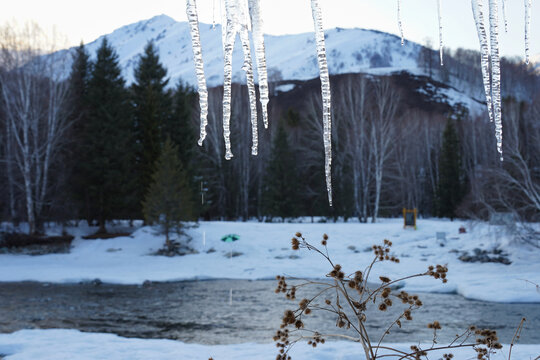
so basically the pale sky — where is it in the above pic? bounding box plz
[1,0,538,58]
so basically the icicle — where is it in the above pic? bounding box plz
[437,0,444,66]
[471,0,493,123]
[222,0,239,160]
[248,0,270,129]
[239,25,259,155]
[502,0,508,32]
[310,0,333,206]
[212,0,216,29]
[186,0,209,146]
[221,0,257,159]
[525,0,531,65]
[397,0,404,46]
[489,0,503,160]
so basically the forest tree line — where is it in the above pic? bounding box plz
[0,23,539,234]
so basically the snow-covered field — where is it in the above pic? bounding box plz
[0,329,539,360]
[1,219,539,303]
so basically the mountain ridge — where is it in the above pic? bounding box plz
[49,14,500,115]
[56,14,424,87]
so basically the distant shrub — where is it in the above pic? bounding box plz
[143,138,194,249]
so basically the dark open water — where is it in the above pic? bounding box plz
[0,280,538,344]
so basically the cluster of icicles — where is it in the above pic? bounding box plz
[187,0,533,205]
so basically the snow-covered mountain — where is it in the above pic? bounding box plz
[56,14,424,87]
[48,14,494,115]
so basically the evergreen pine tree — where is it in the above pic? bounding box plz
[81,38,133,232]
[262,123,299,221]
[143,138,194,247]
[68,43,92,222]
[167,82,197,168]
[131,41,173,217]
[167,82,200,213]
[437,119,464,220]
[69,43,91,110]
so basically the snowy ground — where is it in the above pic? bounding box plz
[0,329,539,360]
[0,219,539,303]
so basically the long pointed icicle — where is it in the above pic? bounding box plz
[471,0,493,123]
[437,0,444,66]
[525,0,531,65]
[239,24,259,155]
[186,0,209,146]
[489,0,503,160]
[222,0,238,160]
[310,0,333,206]
[397,0,404,45]
[248,0,270,128]
[212,0,216,29]
[502,0,508,32]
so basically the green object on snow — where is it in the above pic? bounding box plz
[221,234,240,243]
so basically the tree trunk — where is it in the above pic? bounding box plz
[5,121,17,222]
[372,168,382,223]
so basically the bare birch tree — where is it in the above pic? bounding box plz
[332,75,371,221]
[388,110,425,211]
[463,97,539,234]
[370,78,400,222]
[0,21,71,234]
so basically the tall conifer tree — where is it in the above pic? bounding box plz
[168,82,197,169]
[68,43,92,221]
[262,123,299,221]
[131,41,172,216]
[81,38,132,232]
[437,119,464,220]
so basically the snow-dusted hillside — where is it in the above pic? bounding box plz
[56,14,423,87]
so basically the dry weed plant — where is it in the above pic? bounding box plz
[273,232,522,360]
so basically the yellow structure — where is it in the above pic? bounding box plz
[403,208,417,229]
